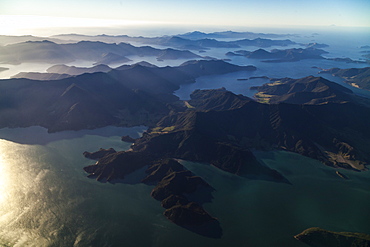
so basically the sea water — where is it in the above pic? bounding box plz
[181,152,370,247]
[0,126,171,247]
[174,58,370,100]
[0,127,369,247]
[173,27,370,99]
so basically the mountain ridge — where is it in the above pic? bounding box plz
[251,76,370,105]
[0,60,253,132]
[319,67,370,91]
[0,40,202,65]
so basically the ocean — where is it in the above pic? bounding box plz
[0,127,369,247]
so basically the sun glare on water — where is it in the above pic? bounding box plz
[0,141,11,205]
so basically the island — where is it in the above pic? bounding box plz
[226,47,368,64]
[304,42,329,49]
[121,135,136,143]
[83,153,221,237]
[250,76,370,105]
[83,78,370,232]
[294,227,370,247]
[326,57,367,64]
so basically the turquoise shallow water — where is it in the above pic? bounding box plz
[0,127,369,247]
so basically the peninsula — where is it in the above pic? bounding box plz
[319,67,370,91]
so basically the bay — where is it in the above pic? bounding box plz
[175,58,370,100]
[0,127,369,246]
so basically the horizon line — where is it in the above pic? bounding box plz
[0,14,369,37]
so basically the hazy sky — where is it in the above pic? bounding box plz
[0,0,369,35]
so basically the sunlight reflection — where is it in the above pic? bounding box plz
[0,141,10,205]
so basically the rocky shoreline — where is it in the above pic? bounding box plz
[82,81,370,234]
[83,153,222,237]
[294,227,370,247]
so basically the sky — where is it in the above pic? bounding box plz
[0,0,369,36]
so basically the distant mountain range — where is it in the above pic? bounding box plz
[11,64,113,80]
[0,60,254,132]
[11,62,160,80]
[0,40,202,65]
[177,30,295,40]
[0,31,294,46]
[226,47,328,62]
[0,35,67,46]
[0,33,299,53]
[226,47,369,64]
[51,34,297,50]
